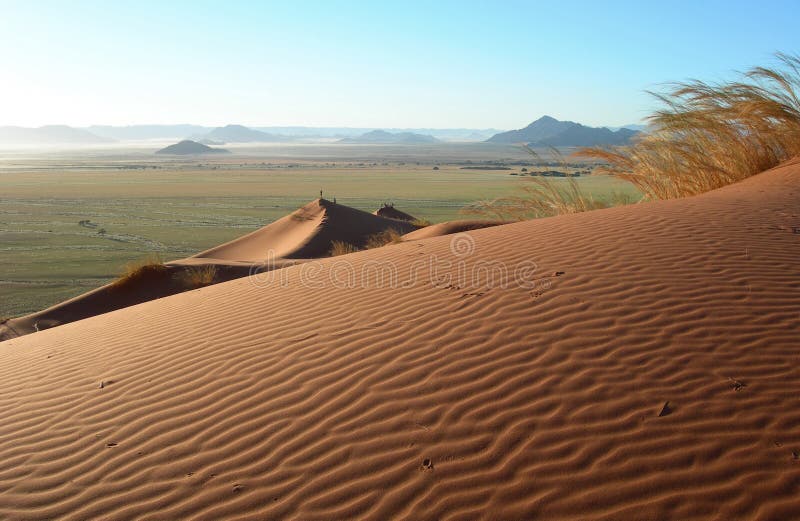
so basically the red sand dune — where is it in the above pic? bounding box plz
[196,198,416,261]
[1,161,799,519]
[0,262,252,340]
[0,199,414,340]
[402,219,505,240]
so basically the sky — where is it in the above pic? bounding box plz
[0,0,797,129]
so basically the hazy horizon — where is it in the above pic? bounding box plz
[1,0,796,129]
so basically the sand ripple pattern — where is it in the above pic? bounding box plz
[1,161,800,520]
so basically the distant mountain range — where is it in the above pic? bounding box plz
[254,127,501,141]
[606,123,648,132]
[0,120,643,146]
[83,124,500,142]
[338,130,439,144]
[200,124,288,143]
[82,125,501,142]
[87,125,210,141]
[155,140,230,155]
[0,125,113,144]
[487,116,639,147]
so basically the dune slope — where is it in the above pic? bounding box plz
[0,199,413,340]
[402,219,505,240]
[1,161,799,520]
[194,198,416,261]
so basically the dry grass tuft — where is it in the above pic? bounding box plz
[463,145,634,220]
[330,241,360,256]
[112,253,169,289]
[176,265,218,289]
[410,219,432,228]
[366,228,404,249]
[463,176,612,221]
[579,53,800,199]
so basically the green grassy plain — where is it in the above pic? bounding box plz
[0,144,638,316]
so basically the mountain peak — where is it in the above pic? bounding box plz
[155,140,230,155]
[338,129,438,144]
[205,125,285,143]
[487,116,639,146]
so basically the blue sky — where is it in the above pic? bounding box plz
[0,0,796,128]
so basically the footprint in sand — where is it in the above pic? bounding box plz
[728,378,746,391]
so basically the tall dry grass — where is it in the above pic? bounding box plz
[463,176,611,221]
[330,241,359,256]
[176,265,218,289]
[112,253,169,290]
[366,228,404,249]
[580,53,800,199]
[462,145,629,221]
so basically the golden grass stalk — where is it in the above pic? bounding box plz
[112,253,168,289]
[410,219,432,228]
[330,241,360,256]
[365,228,404,249]
[462,145,631,220]
[176,265,218,289]
[579,52,800,199]
[462,176,611,221]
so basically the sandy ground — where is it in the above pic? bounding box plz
[0,160,799,519]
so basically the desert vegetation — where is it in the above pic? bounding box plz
[329,228,407,256]
[463,146,638,220]
[112,253,169,290]
[462,176,627,220]
[410,218,432,227]
[580,53,800,199]
[365,228,404,249]
[330,241,360,256]
[175,265,218,289]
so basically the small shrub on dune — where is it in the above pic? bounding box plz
[176,265,218,289]
[112,253,169,290]
[580,53,800,199]
[365,228,404,249]
[330,241,360,256]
